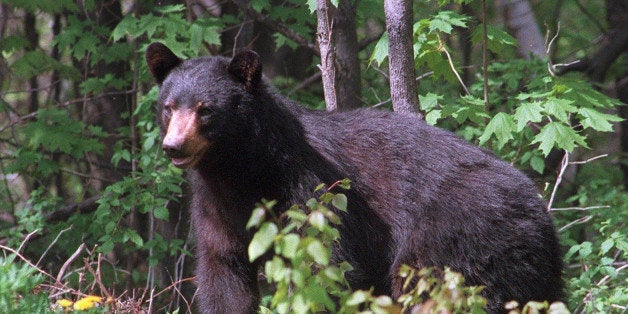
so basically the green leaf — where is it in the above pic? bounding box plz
[111,15,137,41]
[531,122,588,156]
[346,290,370,306]
[514,102,544,131]
[156,4,186,13]
[369,33,388,67]
[429,11,468,34]
[306,240,329,265]
[419,93,443,111]
[304,283,335,310]
[251,0,269,11]
[478,112,515,146]
[265,256,286,282]
[530,156,545,174]
[578,241,593,258]
[471,25,517,55]
[331,194,347,212]
[249,222,278,262]
[278,234,300,259]
[128,230,144,247]
[309,211,326,230]
[189,23,204,52]
[246,207,266,229]
[578,108,623,132]
[99,240,114,253]
[600,238,614,255]
[153,206,169,220]
[454,95,489,124]
[543,98,577,122]
[337,178,352,190]
[425,110,442,125]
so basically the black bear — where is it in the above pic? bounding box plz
[146,42,563,313]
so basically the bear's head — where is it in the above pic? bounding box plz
[145,43,263,168]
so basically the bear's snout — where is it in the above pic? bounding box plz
[161,108,212,169]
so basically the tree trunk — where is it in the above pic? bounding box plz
[497,0,545,59]
[459,3,474,87]
[384,0,421,116]
[607,0,628,188]
[316,0,338,111]
[334,0,361,109]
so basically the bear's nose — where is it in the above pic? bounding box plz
[162,140,184,158]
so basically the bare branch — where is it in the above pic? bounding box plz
[559,215,593,232]
[439,37,470,96]
[37,225,73,267]
[57,243,86,282]
[550,205,610,212]
[16,229,39,253]
[547,152,569,211]
[45,195,100,223]
[569,154,608,165]
[481,0,489,110]
[289,72,322,95]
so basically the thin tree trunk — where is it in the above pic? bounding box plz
[497,0,545,59]
[384,0,421,116]
[316,0,338,111]
[24,12,38,114]
[334,0,361,109]
[607,0,628,188]
[459,3,474,87]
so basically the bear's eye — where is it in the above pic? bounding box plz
[163,104,172,118]
[198,107,213,117]
[198,106,213,125]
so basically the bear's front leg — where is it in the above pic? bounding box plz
[195,255,260,314]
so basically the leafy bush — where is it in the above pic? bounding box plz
[0,257,48,313]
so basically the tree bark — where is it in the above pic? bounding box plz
[333,0,361,109]
[316,0,338,111]
[607,0,628,188]
[497,0,545,59]
[384,0,421,116]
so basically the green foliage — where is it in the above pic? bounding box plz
[112,5,222,57]
[247,182,351,313]
[396,265,486,313]
[6,108,104,179]
[556,163,628,312]
[91,87,187,268]
[371,10,471,83]
[0,257,49,313]
[471,25,517,56]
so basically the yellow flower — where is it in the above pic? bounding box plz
[56,299,74,308]
[73,295,103,310]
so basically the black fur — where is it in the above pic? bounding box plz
[146,44,563,313]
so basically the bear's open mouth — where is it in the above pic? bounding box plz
[170,155,197,168]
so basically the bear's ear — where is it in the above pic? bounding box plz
[228,50,262,92]
[146,42,182,84]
